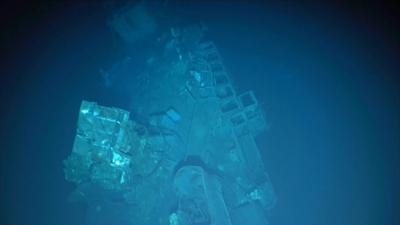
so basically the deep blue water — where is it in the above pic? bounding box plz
[1,1,399,225]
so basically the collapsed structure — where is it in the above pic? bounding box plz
[64,4,276,225]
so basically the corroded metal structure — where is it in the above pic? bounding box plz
[64,4,275,225]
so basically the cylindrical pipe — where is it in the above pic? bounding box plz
[173,165,232,225]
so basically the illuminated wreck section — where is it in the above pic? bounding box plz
[64,7,276,225]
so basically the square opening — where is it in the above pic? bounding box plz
[221,99,240,113]
[216,85,234,99]
[214,73,229,86]
[231,114,246,126]
[239,92,256,108]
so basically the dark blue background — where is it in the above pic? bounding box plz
[1,1,399,225]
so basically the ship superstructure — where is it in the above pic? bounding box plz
[64,4,276,225]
